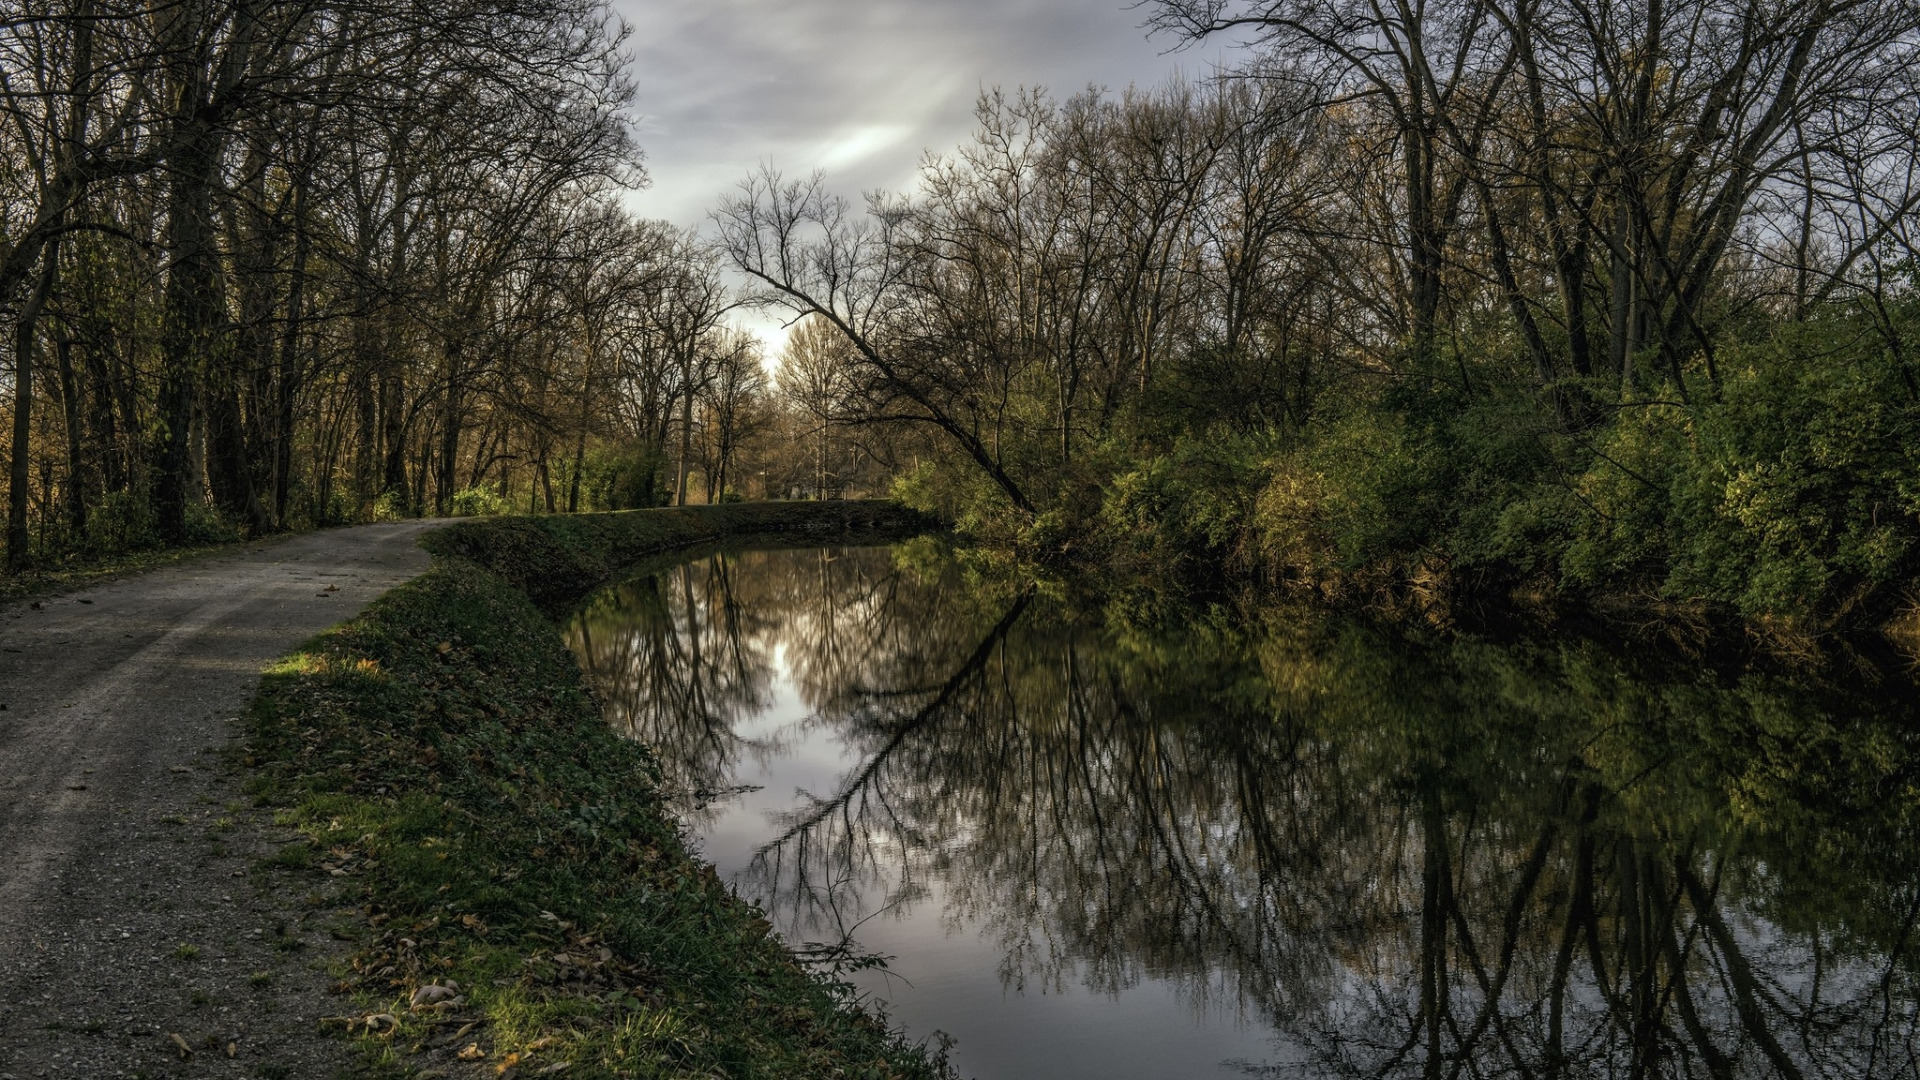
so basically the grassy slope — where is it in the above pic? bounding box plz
[244,502,946,1079]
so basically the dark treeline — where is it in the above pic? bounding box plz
[717,0,1920,622]
[0,0,805,574]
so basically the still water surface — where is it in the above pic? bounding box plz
[565,542,1920,1079]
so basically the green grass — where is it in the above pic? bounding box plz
[244,503,947,1079]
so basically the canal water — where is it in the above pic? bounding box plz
[565,542,1920,1080]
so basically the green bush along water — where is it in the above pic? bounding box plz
[895,301,1920,628]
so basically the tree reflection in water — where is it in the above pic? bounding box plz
[568,544,1920,1079]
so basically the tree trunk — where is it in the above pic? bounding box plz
[674,379,693,506]
[381,365,410,506]
[273,163,312,527]
[1608,199,1636,391]
[82,342,123,494]
[565,429,586,513]
[7,239,60,571]
[436,362,462,515]
[54,339,88,537]
[156,106,226,545]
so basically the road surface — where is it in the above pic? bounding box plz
[0,522,438,1077]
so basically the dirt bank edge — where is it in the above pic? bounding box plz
[243,502,950,1079]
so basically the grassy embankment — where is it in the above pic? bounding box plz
[243,501,946,1079]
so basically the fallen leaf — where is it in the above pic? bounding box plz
[168,1032,193,1059]
[457,1043,487,1061]
[226,1041,238,1058]
[437,641,453,655]
[324,584,339,592]
[409,983,460,1008]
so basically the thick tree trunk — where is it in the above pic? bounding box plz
[7,239,60,571]
[381,365,410,507]
[82,342,124,494]
[1608,200,1637,391]
[155,116,225,545]
[353,364,378,504]
[565,429,586,513]
[271,174,311,527]
[436,371,461,515]
[54,339,88,537]
[674,379,693,506]
[206,375,268,532]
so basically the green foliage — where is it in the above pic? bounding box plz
[1069,303,1920,622]
[891,455,1026,544]
[1666,331,1920,615]
[449,485,512,517]
[1100,429,1271,568]
[1552,318,1920,617]
[371,490,411,522]
[86,490,162,555]
[185,500,248,544]
[578,443,670,512]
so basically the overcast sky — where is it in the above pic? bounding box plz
[608,0,1247,230]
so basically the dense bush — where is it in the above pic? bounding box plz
[1065,305,1920,623]
[577,444,672,512]
[449,484,513,517]
[1566,325,1920,617]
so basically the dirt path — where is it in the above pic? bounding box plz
[0,522,439,1079]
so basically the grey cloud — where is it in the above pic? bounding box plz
[610,0,1241,227]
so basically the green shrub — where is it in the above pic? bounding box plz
[449,485,511,517]
[1663,329,1920,616]
[86,490,160,555]
[577,443,669,511]
[184,499,245,544]
[892,454,1028,543]
[371,489,410,522]
[1546,315,1920,618]
[1101,430,1270,567]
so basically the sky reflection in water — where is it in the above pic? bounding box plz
[565,543,1920,1080]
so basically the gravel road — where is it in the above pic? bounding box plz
[0,522,439,1079]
